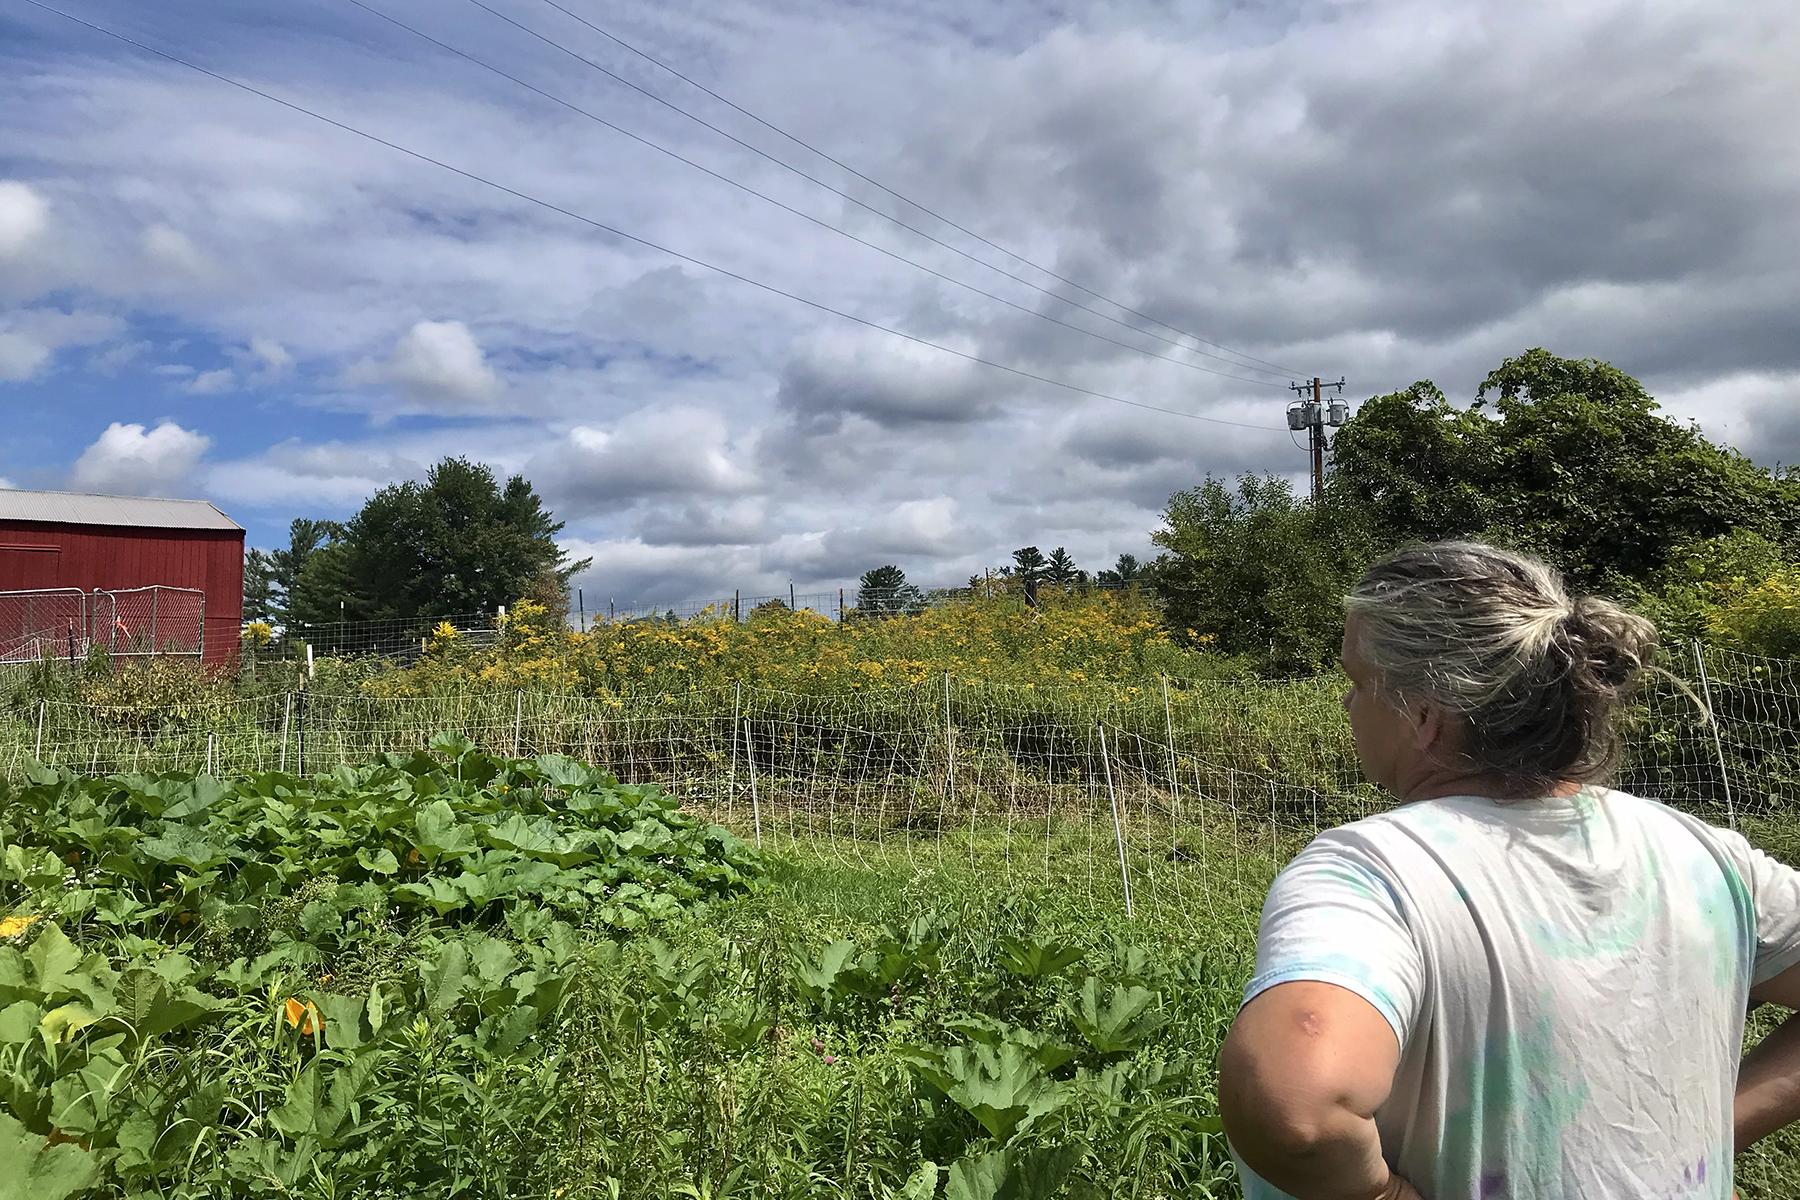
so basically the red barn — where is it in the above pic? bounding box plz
[0,489,244,665]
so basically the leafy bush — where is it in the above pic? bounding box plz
[1710,567,1800,659]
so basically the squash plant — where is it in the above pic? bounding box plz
[0,737,760,1194]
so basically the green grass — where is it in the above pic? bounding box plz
[526,835,1260,1199]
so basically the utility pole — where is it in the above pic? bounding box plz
[1287,376,1349,501]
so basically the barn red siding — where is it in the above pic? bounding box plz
[0,521,244,665]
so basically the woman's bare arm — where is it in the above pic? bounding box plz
[1220,980,1419,1200]
[1739,963,1800,1152]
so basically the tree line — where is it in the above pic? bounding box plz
[243,458,587,632]
[850,550,1145,617]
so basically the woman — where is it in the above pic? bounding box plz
[1219,542,1800,1199]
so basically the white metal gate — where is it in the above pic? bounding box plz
[0,586,205,662]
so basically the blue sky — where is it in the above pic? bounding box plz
[3,0,1797,603]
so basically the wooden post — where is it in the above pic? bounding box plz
[35,700,46,762]
[513,690,524,758]
[206,731,216,776]
[1099,724,1134,918]
[733,590,741,622]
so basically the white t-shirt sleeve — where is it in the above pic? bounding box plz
[1715,828,1800,986]
[1244,833,1426,1048]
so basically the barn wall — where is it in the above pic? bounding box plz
[0,521,245,664]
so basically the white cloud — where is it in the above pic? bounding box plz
[183,368,236,395]
[90,340,151,375]
[778,329,997,430]
[345,320,501,409]
[0,332,52,382]
[0,308,124,381]
[529,407,757,509]
[0,181,48,259]
[248,336,292,372]
[141,224,213,279]
[0,477,15,490]
[70,421,213,497]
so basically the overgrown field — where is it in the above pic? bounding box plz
[8,587,1800,820]
[0,744,1268,1199]
[4,741,1799,1198]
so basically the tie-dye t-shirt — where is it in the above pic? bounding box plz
[1237,788,1800,1199]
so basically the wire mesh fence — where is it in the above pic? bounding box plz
[1,639,1783,923]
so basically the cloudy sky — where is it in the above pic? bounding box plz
[2,0,1797,605]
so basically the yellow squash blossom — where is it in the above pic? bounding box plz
[283,998,323,1035]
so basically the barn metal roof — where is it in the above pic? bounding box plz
[0,488,243,532]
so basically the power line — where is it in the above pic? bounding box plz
[336,0,1289,390]
[19,0,1289,435]
[458,0,1299,383]
[525,0,1308,381]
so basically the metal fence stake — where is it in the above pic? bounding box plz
[743,718,762,848]
[279,693,292,773]
[1693,639,1738,830]
[1099,723,1134,918]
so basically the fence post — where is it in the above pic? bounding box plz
[577,587,586,634]
[838,588,845,623]
[305,642,315,680]
[35,700,46,762]
[1692,639,1738,830]
[150,587,160,655]
[279,692,292,773]
[733,590,741,622]
[206,731,216,776]
[743,718,762,848]
[1098,723,1134,918]
[513,690,524,758]
[296,688,307,777]
[789,582,795,610]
